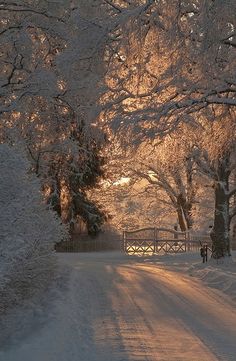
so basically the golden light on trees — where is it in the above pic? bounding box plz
[0,0,236,256]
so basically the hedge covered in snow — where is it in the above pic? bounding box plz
[0,144,67,314]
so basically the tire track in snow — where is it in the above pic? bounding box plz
[2,252,236,361]
[119,264,236,361]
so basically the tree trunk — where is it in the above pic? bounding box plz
[176,194,193,232]
[185,156,195,230]
[176,205,187,232]
[174,157,195,232]
[183,202,194,230]
[210,154,231,258]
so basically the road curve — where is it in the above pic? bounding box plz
[1,252,236,361]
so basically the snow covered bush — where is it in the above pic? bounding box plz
[0,144,67,314]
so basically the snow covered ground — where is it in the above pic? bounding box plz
[140,251,236,303]
[1,251,236,361]
[189,254,236,302]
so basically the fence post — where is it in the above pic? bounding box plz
[186,231,190,252]
[123,231,126,253]
[154,228,157,254]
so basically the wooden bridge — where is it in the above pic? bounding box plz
[123,227,211,255]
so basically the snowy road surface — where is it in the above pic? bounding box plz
[1,252,236,361]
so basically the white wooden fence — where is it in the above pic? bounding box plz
[123,228,212,255]
[55,228,211,254]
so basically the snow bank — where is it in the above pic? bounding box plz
[188,252,236,302]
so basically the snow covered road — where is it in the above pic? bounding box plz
[1,252,236,361]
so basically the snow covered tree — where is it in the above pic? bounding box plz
[193,112,236,258]
[90,173,173,232]
[101,0,236,132]
[100,1,236,257]
[0,144,67,313]
[0,0,108,235]
[132,132,198,231]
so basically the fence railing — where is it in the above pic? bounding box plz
[123,228,212,255]
[55,228,212,254]
[55,236,122,253]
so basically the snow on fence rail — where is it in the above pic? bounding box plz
[123,228,212,255]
